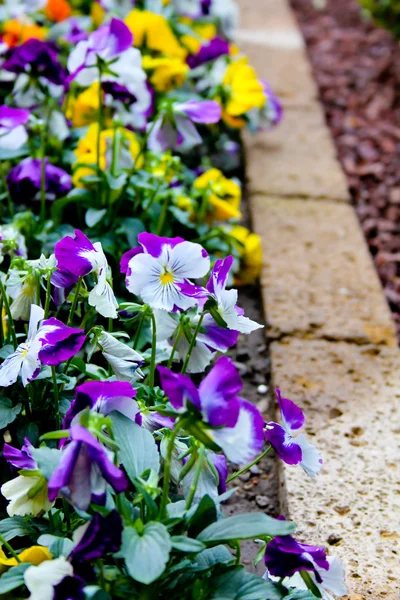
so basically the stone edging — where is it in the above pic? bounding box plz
[236,0,400,597]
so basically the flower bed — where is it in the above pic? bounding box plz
[0,1,346,598]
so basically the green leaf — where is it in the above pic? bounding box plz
[187,494,217,539]
[85,208,107,228]
[192,546,234,571]
[210,568,284,600]
[283,592,320,600]
[30,447,61,480]
[0,147,29,160]
[197,514,296,544]
[171,536,205,553]
[121,522,171,584]
[0,517,36,541]
[0,397,22,429]
[0,344,13,359]
[110,412,160,482]
[117,218,145,247]
[84,585,111,600]
[0,563,30,594]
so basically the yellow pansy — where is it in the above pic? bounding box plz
[180,34,201,55]
[194,168,242,223]
[74,125,142,187]
[91,1,105,27]
[66,82,101,128]
[223,58,265,117]
[229,225,262,285]
[175,195,194,212]
[125,10,186,58]
[148,153,180,182]
[0,546,52,570]
[193,22,217,40]
[142,56,189,92]
[2,19,46,47]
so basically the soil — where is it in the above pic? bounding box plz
[290,0,400,340]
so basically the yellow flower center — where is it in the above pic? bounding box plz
[160,271,174,285]
[21,348,28,358]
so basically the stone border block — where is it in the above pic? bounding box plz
[244,106,350,201]
[249,196,397,347]
[270,338,400,598]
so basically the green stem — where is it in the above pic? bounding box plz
[67,277,83,326]
[40,125,47,225]
[0,162,14,218]
[63,499,72,537]
[133,312,145,348]
[96,70,104,207]
[0,278,17,349]
[142,181,162,217]
[160,425,179,519]
[44,273,52,319]
[148,311,157,388]
[167,323,182,369]
[181,313,205,374]
[226,445,271,483]
[0,535,21,563]
[300,571,322,598]
[185,445,205,510]
[155,193,170,236]
[51,366,60,429]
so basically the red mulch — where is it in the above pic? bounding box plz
[290,0,400,340]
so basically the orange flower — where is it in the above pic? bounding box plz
[45,0,72,22]
[2,20,46,47]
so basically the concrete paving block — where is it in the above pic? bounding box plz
[270,338,400,599]
[244,106,350,201]
[238,41,318,107]
[236,0,298,31]
[250,197,397,346]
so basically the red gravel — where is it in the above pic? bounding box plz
[290,0,400,340]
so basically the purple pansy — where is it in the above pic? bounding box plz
[0,305,85,388]
[0,106,29,150]
[124,233,210,311]
[37,318,85,366]
[265,389,322,477]
[7,158,72,203]
[69,510,122,563]
[148,100,221,153]
[2,40,67,86]
[48,424,128,510]
[187,37,229,69]
[63,380,138,429]
[3,438,36,471]
[264,534,348,597]
[54,230,118,318]
[210,452,228,494]
[158,356,265,464]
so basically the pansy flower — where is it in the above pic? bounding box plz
[67,17,147,104]
[264,534,348,599]
[98,331,144,382]
[187,36,229,69]
[54,230,118,319]
[24,556,84,600]
[123,233,210,312]
[147,99,221,153]
[2,39,67,85]
[48,424,128,510]
[0,105,29,150]
[1,439,53,517]
[0,304,85,387]
[7,158,72,204]
[158,356,265,464]
[63,380,139,429]
[265,389,322,477]
[69,510,122,565]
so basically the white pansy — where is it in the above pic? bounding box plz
[24,557,73,600]
[99,331,144,381]
[1,474,53,517]
[86,242,119,319]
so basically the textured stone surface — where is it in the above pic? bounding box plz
[270,338,400,599]
[237,0,298,31]
[250,196,397,346]
[238,42,318,107]
[244,106,350,201]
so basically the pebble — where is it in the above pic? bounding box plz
[257,384,268,395]
[255,495,270,508]
[249,465,261,475]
